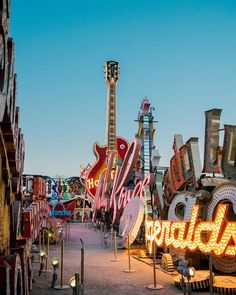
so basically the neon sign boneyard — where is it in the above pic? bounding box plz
[92,138,154,223]
[145,204,236,257]
[163,109,236,205]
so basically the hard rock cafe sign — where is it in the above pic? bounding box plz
[145,204,236,257]
[92,139,154,223]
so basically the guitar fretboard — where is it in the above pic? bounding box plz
[106,81,117,154]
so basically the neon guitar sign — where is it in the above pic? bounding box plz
[92,138,154,223]
[85,61,128,198]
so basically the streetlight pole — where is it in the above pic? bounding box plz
[147,220,163,290]
[209,252,214,295]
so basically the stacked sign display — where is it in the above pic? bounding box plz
[86,106,236,275]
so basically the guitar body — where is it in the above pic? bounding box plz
[85,137,129,198]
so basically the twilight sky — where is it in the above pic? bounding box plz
[11,0,236,177]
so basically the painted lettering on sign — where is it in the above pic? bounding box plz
[86,178,100,190]
[202,109,236,179]
[163,136,202,202]
[50,202,74,220]
[51,209,71,217]
[145,204,236,257]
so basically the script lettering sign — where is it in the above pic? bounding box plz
[145,204,236,257]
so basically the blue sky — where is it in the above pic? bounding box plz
[11,0,236,176]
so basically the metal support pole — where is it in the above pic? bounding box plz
[153,239,157,286]
[60,239,64,288]
[38,230,42,263]
[68,222,70,242]
[55,235,58,250]
[43,233,52,272]
[43,229,45,250]
[114,231,117,259]
[104,225,107,248]
[123,234,135,273]
[128,235,131,271]
[111,231,120,261]
[39,230,41,251]
[75,273,80,295]
[181,275,187,295]
[45,234,49,271]
[65,222,68,244]
[100,225,104,248]
[110,227,114,249]
[82,196,85,222]
[147,229,163,290]
[80,239,84,295]
[209,253,213,295]
[54,238,69,289]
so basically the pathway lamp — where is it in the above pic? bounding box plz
[69,274,81,295]
[54,238,70,290]
[31,244,38,253]
[51,257,60,288]
[184,267,195,295]
[31,243,39,263]
[185,267,195,279]
[39,250,47,276]
[58,227,63,239]
[177,260,195,295]
[69,275,75,289]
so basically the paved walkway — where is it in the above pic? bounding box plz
[31,223,207,295]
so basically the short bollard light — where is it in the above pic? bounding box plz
[39,249,46,257]
[58,227,63,235]
[69,276,76,295]
[177,260,195,295]
[184,267,195,295]
[51,257,59,268]
[39,250,47,276]
[51,257,59,288]
[69,275,76,289]
[31,244,38,253]
[184,267,195,279]
[69,274,81,295]
[31,244,37,264]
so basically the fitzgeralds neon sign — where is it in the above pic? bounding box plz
[145,204,236,257]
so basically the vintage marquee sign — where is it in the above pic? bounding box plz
[163,136,202,205]
[145,204,236,257]
[163,109,236,206]
[50,202,75,220]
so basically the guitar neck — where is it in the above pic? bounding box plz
[106,80,117,154]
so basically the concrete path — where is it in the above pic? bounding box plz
[31,223,208,295]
